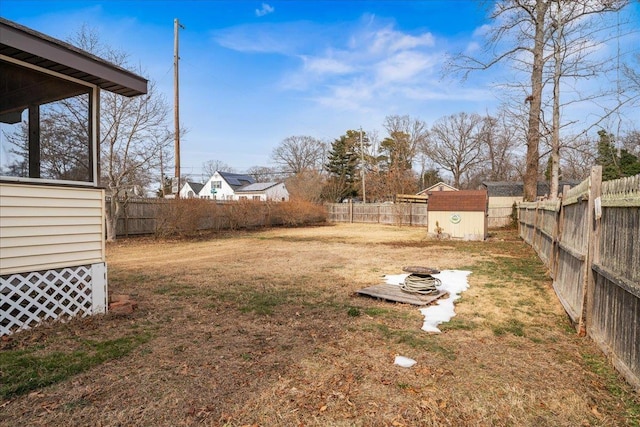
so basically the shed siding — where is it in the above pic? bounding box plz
[428,211,486,240]
[0,183,105,275]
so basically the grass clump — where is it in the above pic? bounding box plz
[347,307,361,317]
[369,323,456,360]
[0,333,152,399]
[582,352,640,424]
[238,290,290,315]
[492,319,526,337]
[363,307,390,317]
[439,318,476,331]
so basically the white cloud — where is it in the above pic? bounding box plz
[465,41,481,54]
[214,15,488,115]
[472,24,492,38]
[255,3,274,17]
[375,51,437,84]
[302,55,354,75]
[314,80,375,111]
[368,27,435,54]
[213,23,302,54]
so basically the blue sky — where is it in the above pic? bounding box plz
[2,1,639,180]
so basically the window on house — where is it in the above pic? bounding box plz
[253,196,261,201]
[212,181,222,189]
[0,59,93,183]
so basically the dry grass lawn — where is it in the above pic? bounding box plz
[1,223,638,426]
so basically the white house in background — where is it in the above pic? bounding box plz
[179,181,204,199]
[235,182,289,201]
[200,171,255,200]
[417,181,458,196]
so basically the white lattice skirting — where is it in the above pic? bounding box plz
[0,263,107,336]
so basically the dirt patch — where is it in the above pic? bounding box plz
[1,224,637,426]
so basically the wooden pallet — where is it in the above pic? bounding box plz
[356,284,448,306]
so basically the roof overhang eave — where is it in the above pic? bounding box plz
[0,18,148,97]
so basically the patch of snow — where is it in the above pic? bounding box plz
[384,273,410,286]
[394,355,417,368]
[384,270,471,334]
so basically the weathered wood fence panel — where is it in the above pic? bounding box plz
[326,202,428,226]
[590,175,640,391]
[487,206,514,228]
[107,198,327,237]
[518,168,640,391]
[116,198,167,236]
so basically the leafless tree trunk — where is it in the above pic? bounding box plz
[522,0,550,201]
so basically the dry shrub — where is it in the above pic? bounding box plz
[154,198,219,237]
[154,198,326,237]
[270,199,327,226]
[222,200,269,230]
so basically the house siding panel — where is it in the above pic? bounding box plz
[0,183,105,275]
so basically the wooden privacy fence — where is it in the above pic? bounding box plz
[326,202,428,226]
[518,167,640,391]
[110,197,165,236]
[106,198,327,237]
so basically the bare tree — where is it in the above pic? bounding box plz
[560,135,597,180]
[69,26,174,241]
[271,135,325,175]
[427,112,486,189]
[620,130,640,157]
[202,160,234,178]
[454,0,629,200]
[545,0,629,199]
[481,111,520,181]
[246,165,281,183]
[285,169,325,202]
[381,115,429,169]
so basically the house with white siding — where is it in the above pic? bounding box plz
[179,181,204,199]
[0,18,148,335]
[199,171,255,200]
[234,182,289,201]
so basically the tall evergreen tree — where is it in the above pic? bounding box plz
[597,130,640,181]
[324,132,360,201]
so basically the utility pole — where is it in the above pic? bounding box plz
[360,127,366,204]
[174,18,184,198]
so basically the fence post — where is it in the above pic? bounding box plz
[580,166,602,336]
[349,200,353,223]
[123,198,129,238]
[551,185,570,280]
[410,202,413,226]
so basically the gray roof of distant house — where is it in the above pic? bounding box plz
[186,182,204,194]
[482,181,581,197]
[235,182,280,192]
[0,18,147,97]
[218,171,255,189]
